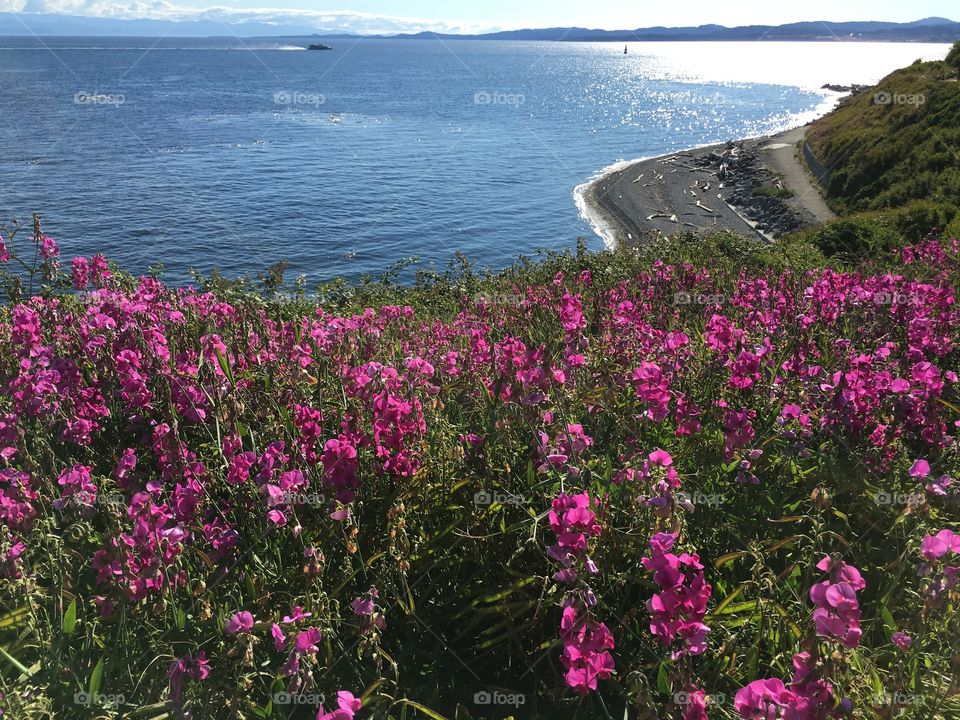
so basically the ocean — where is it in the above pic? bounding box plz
[0,37,950,283]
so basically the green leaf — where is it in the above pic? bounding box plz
[881,606,896,634]
[937,397,960,415]
[393,699,449,720]
[0,606,29,630]
[714,551,750,569]
[213,347,234,385]
[656,663,672,695]
[62,600,77,636]
[88,657,104,698]
[771,603,803,640]
[0,645,31,676]
[713,600,759,616]
[764,535,802,554]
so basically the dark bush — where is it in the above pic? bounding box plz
[947,40,960,70]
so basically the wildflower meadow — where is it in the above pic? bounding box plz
[0,218,958,719]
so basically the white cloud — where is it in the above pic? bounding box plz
[4,0,496,34]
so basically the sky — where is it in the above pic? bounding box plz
[1,0,958,33]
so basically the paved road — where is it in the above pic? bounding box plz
[760,127,837,224]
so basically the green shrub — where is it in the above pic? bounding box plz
[788,202,959,261]
[891,199,958,240]
[789,215,903,261]
[947,40,960,70]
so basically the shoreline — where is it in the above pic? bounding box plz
[575,118,841,248]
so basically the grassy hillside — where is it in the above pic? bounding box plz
[806,42,960,224]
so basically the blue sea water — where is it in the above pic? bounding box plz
[0,37,950,283]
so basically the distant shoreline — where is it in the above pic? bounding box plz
[1,13,958,43]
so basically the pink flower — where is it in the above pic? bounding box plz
[53,465,97,510]
[547,492,601,564]
[926,475,953,497]
[809,557,865,648]
[642,532,712,659]
[559,292,585,333]
[224,611,254,635]
[682,688,709,720]
[282,606,312,624]
[271,623,287,651]
[71,257,90,289]
[351,596,375,616]
[317,690,362,720]
[921,529,960,560]
[39,235,59,259]
[337,691,362,713]
[891,631,912,651]
[559,605,615,695]
[113,448,137,487]
[351,588,385,635]
[910,459,931,478]
[648,448,673,467]
[891,378,911,393]
[167,652,210,705]
[734,678,795,718]
[294,627,322,655]
[729,350,761,389]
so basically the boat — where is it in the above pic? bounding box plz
[308,43,333,51]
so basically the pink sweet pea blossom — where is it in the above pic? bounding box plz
[317,690,362,720]
[224,611,254,635]
[282,606,312,624]
[734,678,795,718]
[809,556,865,648]
[167,652,210,705]
[891,631,913,651]
[294,627,322,655]
[920,529,960,561]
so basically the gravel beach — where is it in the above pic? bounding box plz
[580,126,836,247]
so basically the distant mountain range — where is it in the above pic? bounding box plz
[0,14,958,42]
[390,18,960,43]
